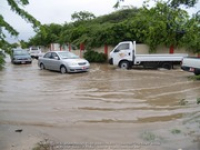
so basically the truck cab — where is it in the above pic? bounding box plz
[109,41,135,69]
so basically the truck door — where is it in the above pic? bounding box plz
[112,42,133,66]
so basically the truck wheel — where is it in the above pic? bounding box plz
[162,62,172,70]
[194,69,200,75]
[119,61,130,69]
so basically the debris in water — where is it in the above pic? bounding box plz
[15,129,23,133]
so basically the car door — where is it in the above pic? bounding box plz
[41,52,52,69]
[49,52,61,71]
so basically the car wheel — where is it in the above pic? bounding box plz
[40,63,45,70]
[60,66,67,74]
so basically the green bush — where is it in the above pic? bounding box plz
[189,75,200,80]
[0,55,5,70]
[84,50,107,63]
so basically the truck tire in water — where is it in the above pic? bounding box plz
[119,61,129,69]
[161,62,172,70]
[194,69,200,75]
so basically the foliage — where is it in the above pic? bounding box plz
[0,0,40,41]
[29,23,62,47]
[0,39,17,54]
[1,0,200,68]
[170,0,198,8]
[0,53,5,70]
[131,1,191,52]
[189,75,200,80]
[28,1,200,54]
[20,40,29,49]
[179,99,188,105]
[29,3,200,53]
[0,0,40,69]
[171,129,181,134]
[115,0,199,8]
[32,140,53,150]
[141,131,156,141]
[29,8,140,48]
[71,11,96,22]
[84,50,107,63]
[197,98,200,104]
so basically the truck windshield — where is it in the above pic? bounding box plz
[117,43,129,50]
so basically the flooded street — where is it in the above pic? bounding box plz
[0,57,200,150]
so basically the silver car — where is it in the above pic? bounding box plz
[38,51,90,73]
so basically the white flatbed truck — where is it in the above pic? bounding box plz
[109,41,188,69]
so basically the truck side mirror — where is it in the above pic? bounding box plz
[114,49,120,53]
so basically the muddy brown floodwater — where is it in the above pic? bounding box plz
[0,57,200,150]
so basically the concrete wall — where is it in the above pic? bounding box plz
[41,43,198,58]
[92,44,197,57]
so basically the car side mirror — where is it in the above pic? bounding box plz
[114,49,120,53]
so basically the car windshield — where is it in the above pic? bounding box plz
[58,51,79,59]
[14,50,29,56]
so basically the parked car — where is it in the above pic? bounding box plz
[38,51,90,73]
[11,48,32,64]
[29,46,41,59]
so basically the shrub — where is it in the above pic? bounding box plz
[84,50,107,63]
[0,54,5,70]
[189,75,200,80]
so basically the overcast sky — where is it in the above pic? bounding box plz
[0,0,199,43]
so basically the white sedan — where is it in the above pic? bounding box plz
[38,51,90,73]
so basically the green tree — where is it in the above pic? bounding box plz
[71,11,96,22]
[29,23,62,47]
[0,0,40,41]
[115,0,199,8]
[28,1,200,54]
[132,1,191,52]
[0,0,40,68]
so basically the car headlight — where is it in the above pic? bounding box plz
[69,62,77,66]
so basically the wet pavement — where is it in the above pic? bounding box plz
[0,56,200,150]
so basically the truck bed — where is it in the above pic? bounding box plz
[135,53,188,62]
